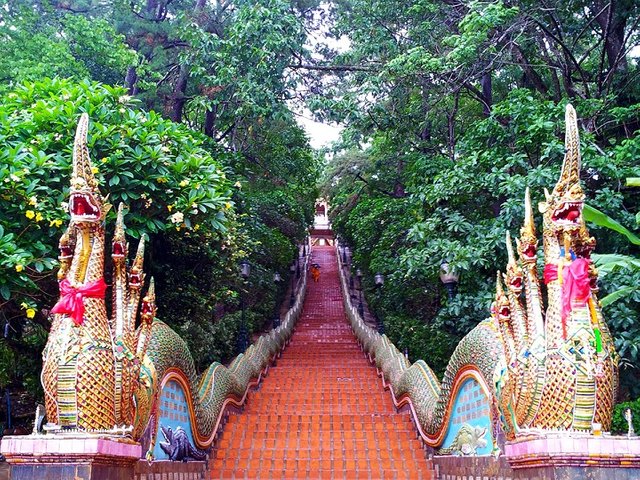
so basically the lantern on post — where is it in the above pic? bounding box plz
[374,273,385,334]
[439,261,459,300]
[273,272,282,328]
[237,260,251,353]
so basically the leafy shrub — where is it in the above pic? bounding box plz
[0,78,234,395]
[0,77,233,312]
[611,398,640,436]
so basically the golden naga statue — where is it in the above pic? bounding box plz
[40,114,298,458]
[497,104,618,436]
[42,113,154,432]
[364,105,619,452]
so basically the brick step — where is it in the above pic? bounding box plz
[210,469,432,480]
[224,413,414,423]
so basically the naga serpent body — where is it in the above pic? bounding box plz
[41,114,304,459]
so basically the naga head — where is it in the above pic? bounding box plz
[129,236,146,290]
[112,203,127,260]
[494,273,511,323]
[140,278,157,324]
[504,232,523,295]
[516,187,538,265]
[539,104,585,233]
[69,113,109,225]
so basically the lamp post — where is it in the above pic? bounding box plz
[289,263,296,308]
[237,259,251,354]
[440,261,459,300]
[273,272,282,329]
[374,273,385,334]
[356,268,364,318]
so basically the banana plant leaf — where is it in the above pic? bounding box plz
[592,254,640,275]
[600,286,639,307]
[626,177,640,187]
[583,204,640,245]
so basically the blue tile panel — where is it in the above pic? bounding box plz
[152,379,196,460]
[441,377,492,455]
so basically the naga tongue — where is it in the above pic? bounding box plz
[566,209,579,221]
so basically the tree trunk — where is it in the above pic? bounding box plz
[513,45,548,96]
[447,91,460,161]
[170,65,189,123]
[480,71,492,117]
[125,66,138,95]
[594,0,629,73]
[204,106,217,137]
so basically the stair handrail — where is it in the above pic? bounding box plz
[335,240,440,445]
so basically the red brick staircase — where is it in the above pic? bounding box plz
[209,246,435,479]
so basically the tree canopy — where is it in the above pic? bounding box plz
[315,0,640,393]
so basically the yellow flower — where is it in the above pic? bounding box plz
[49,219,63,228]
[167,205,173,212]
[25,210,35,219]
[91,166,99,174]
[26,308,36,319]
[194,224,200,231]
[28,196,38,206]
[35,212,43,222]
[179,179,189,187]
[15,264,24,272]
[225,202,232,210]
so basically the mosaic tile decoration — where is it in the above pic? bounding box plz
[439,379,492,455]
[152,380,195,460]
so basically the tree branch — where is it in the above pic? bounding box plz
[287,63,377,73]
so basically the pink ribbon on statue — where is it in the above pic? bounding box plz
[543,263,558,285]
[562,258,591,322]
[50,278,107,326]
[543,258,591,339]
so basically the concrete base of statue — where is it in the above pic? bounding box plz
[0,434,141,480]
[433,433,640,480]
[504,433,640,479]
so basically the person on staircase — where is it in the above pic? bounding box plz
[310,263,321,282]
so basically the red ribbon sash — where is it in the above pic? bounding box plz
[51,278,107,326]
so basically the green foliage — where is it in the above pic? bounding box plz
[326,90,640,390]
[0,78,238,397]
[0,341,16,390]
[384,314,456,379]
[0,4,136,88]
[0,0,318,409]
[0,78,233,309]
[611,398,640,435]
